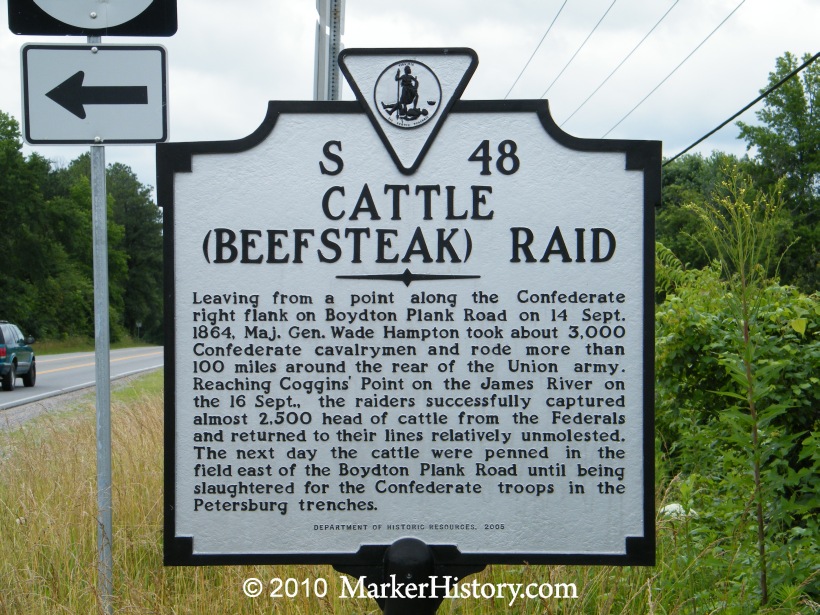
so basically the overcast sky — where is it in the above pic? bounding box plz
[1,0,817,196]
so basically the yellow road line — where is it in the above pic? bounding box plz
[39,350,163,375]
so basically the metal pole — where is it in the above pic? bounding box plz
[313,0,328,100]
[327,0,344,101]
[313,0,345,101]
[89,32,114,615]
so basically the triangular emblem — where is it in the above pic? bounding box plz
[339,48,478,174]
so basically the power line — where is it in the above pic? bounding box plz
[560,0,680,128]
[504,0,568,100]
[664,51,820,166]
[602,0,746,138]
[541,0,618,99]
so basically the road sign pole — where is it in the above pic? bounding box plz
[89,34,113,615]
[313,0,345,100]
[11,0,172,603]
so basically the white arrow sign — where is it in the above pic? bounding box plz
[21,44,168,144]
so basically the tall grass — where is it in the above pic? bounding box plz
[0,372,815,613]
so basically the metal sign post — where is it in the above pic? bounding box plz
[9,0,173,608]
[91,143,113,615]
[86,34,113,615]
[314,0,345,101]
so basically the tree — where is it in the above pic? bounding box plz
[657,152,753,272]
[0,109,157,342]
[107,163,164,343]
[46,154,160,342]
[656,167,819,609]
[0,111,47,331]
[738,52,819,291]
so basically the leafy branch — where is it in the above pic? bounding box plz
[684,165,786,606]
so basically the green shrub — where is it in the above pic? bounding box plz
[654,166,819,609]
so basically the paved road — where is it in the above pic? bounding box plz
[0,346,164,411]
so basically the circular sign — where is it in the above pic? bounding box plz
[32,0,153,29]
[374,60,441,129]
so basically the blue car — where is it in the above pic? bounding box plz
[0,321,36,391]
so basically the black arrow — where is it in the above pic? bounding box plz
[46,71,148,119]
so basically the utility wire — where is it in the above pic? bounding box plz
[561,0,680,127]
[602,0,746,137]
[504,0,568,99]
[664,51,820,166]
[541,0,618,98]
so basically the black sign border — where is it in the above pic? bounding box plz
[7,0,177,36]
[21,44,169,145]
[159,99,659,568]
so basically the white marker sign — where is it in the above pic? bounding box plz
[162,49,658,568]
[21,44,167,144]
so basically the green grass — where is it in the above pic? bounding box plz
[34,335,155,355]
[0,372,816,614]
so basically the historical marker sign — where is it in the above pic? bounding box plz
[162,49,658,567]
[21,44,168,144]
